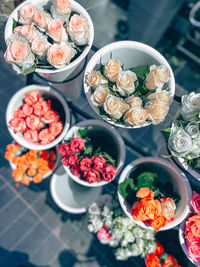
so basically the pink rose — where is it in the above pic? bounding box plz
[38,128,54,145]
[21,103,33,117]
[58,143,71,156]
[41,110,60,124]
[24,129,39,143]
[9,118,26,133]
[33,100,50,117]
[25,90,41,105]
[62,153,78,166]
[13,109,25,119]
[84,168,100,183]
[185,221,200,244]
[191,191,200,214]
[70,138,85,153]
[188,242,200,263]
[51,0,71,20]
[48,19,68,43]
[34,11,52,31]
[97,228,109,241]
[70,164,81,178]
[102,164,116,181]
[92,156,106,173]
[191,222,200,238]
[79,157,92,172]
[49,121,63,137]
[19,3,37,25]
[31,35,51,57]
[26,115,43,130]
[14,25,39,43]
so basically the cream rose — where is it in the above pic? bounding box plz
[14,25,39,43]
[91,85,109,107]
[123,107,147,126]
[103,94,127,120]
[125,95,143,108]
[114,70,137,96]
[66,14,89,46]
[31,35,51,57]
[185,122,199,138]
[34,11,52,31]
[48,19,68,43]
[145,65,170,90]
[87,71,107,89]
[19,3,37,25]
[181,92,200,121]
[104,58,122,82]
[51,0,71,20]
[47,42,76,68]
[145,100,169,124]
[147,90,171,105]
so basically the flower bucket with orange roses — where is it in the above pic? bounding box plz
[5,142,57,186]
[118,171,180,231]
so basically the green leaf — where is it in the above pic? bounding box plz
[118,178,136,199]
[84,144,93,155]
[134,83,148,96]
[12,18,21,32]
[78,128,88,138]
[137,172,158,189]
[94,147,101,155]
[101,152,116,166]
[21,64,36,75]
[161,127,171,141]
[130,65,149,80]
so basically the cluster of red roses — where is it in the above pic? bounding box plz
[58,137,116,183]
[9,90,63,144]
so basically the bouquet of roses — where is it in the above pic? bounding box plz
[119,171,180,231]
[86,58,172,127]
[145,240,181,267]
[4,0,90,74]
[183,191,200,264]
[58,128,116,183]
[4,142,57,186]
[162,92,200,174]
[88,193,157,260]
[9,89,63,144]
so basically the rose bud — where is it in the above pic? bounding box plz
[33,100,50,117]
[14,25,39,43]
[39,128,55,145]
[34,11,52,31]
[13,109,25,119]
[104,58,122,82]
[160,198,176,221]
[147,90,171,105]
[125,95,143,108]
[103,94,128,120]
[21,103,33,117]
[102,164,116,181]
[91,85,109,107]
[24,129,39,143]
[31,35,51,57]
[19,3,37,25]
[145,65,170,90]
[26,115,43,130]
[145,100,169,124]
[114,70,137,96]
[51,0,71,20]
[9,118,27,133]
[79,157,92,172]
[49,121,63,137]
[41,110,60,124]
[70,138,85,153]
[48,19,68,43]
[87,71,107,89]
[124,107,147,126]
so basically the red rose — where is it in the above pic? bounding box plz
[24,90,41,105]
[145,254,161,267]
[49,121,63,137]
[33,100,50,116]
[13,109,25,118]
[84,168,100,183]
[9,118,27,133]
[39,128,54,145]
[58,143,71,156]
[62,153,78,166]
[24,129,39,143]
[21,103,33,117]
[70,138,85,153]
[102,164,116,181]
[26,115,43,130]
[79,157,92,172]
[41,110,60,124]
[92,156,106,173]
[70,164,81,178]
[154,240,164,256]
[49,161,55,170]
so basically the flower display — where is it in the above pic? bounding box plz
[88,194,157,261]
[162,92,200,175]
[4,142,57,186]
[86,59,172,127]
[4,0,90,74]
[118,171,180,231]
[58,128,116,183]
[9,90,63,145]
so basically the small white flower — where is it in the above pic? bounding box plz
[88,203,101,215]
[145,241,157,254]
[130,243,142,256]
[124,232,135,243]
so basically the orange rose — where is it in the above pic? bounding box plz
[191,221,200,238]
[38,165,50,176]
[145,254,161,267]
[136,187,154,199]
[37,158,48,167]
[18,164,27,173]
[6,144,20,153]
[26,152,37,163]
[138,198,157,220]
[21,175,31,186]
[154,240,164,256]
[27,168,37,177]
[33,174,42,184]
[12,168,23,179]
[4,151,15,161]
[17,155,27,165]
[150,214,167,231]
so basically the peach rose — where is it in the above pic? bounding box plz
[34,11,52,31]
[31,35,51,57]
[136,187,154,199]
[67,14,89,46]
[114,70,137,96]
[87,71,107,89]
[49,121,63,137]
[91,85,109,107]
[125,95,142,108]
[39,128,54,145]
[160,198,176,221]
[104,58,122,82]
[25,90,41,105]
[9,118,27,133]
[14,25,39,43]
[33,100,50,116]
[123,107,147,126]
[48,19,68,43]
[103,94,127,120]
[24,129,39,143]
[145,101,169,124]
[21,103,33,116]
[13,109,25,119]
[147,90,171,105]
[51,0,71,20]
[41,110,60,124]
[47,42,76,68]
[145,65,170,90]
[19,3,37,25]
[26,115,43,130]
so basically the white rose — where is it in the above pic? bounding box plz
[67,14,89,46]
[88,203,101,215]
[114,70,137,96]
[185,122,199,138]
[191,137,200,159]
[48,19,68,43]
[14,25,39,43]
[51,0,71,20]
[181,92,200,121]
[31,35,51,57]
[19,3,37,25]
[91,85,109,106]
[103,94,127,120]
[87,70,107,89]
[104,58,122,82]
[147,90,171,105]
[145,65,170,90]
[123,107,147,126]
[145,100,169,124]
[125,95,142,108]
[34,11,52,31]
[168,125,192,158]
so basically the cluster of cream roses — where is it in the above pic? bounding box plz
[87,58,171,127]
[4,0,90,73]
